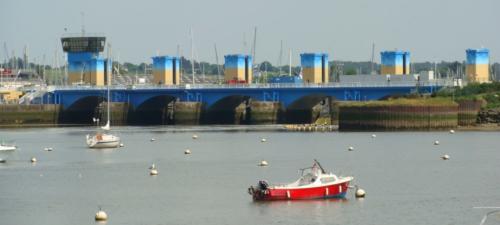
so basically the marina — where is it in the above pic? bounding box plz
[0,126,498,224]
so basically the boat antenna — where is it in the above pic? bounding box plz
[313,159,326,174]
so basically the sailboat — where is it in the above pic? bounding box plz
[86,44,120,149]
[0,142,17,151]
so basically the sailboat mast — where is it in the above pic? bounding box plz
[106,43,111,124]
[190,28,195,85]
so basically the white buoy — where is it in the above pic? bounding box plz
[119,143,124,147]
[150,138,156,142]
[30,157,37,163]
[434,140,440,145]
[449,129,455,134]
[44,147,53,151]
[95,209,108,221]
[355,187,366,198]
[184,149,191,154]
[261,138,267,143]
[441,154,450,160]
[192,134,198,139]
[371,134,376,138]
[348,146,354,151]
[258,160,268,166]
[0,158,6,163]
[149,169,158,176]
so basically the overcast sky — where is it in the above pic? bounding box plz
[1,0,499,65]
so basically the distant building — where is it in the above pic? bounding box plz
[300,53,329,84]
[152,56,181,85]
[380,51,410,75]
[466,48,490,83]
[61,36,107,86]
[224,54,252,84]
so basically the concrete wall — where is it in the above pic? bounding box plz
[174,102,203,125]
[0,104,61,125]
[248,101,282,124]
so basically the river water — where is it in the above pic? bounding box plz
[0,126,499,225]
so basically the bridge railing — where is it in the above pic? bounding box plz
[44,79,454,91]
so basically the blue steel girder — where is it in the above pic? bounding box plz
[49,85,442,110]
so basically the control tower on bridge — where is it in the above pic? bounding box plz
[61,35,108,86]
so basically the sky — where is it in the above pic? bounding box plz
[1,0,500,65]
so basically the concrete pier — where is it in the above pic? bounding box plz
[248,101,282,124]
[173,102,203,125]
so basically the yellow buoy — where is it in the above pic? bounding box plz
[95,209,108,221]
[192,134,198,139]
[30,157,37,163]
[258,160,268,166]
[449,129,455,134]
[184,149,191,154]
[441,154,450,160]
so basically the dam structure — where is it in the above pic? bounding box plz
[38,81,445,125]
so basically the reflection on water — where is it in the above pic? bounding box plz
[0,126,499,225]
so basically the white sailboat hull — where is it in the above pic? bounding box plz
[86,134,120,149]
[0,145,17,151]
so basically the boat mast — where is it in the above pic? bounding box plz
[190,28,195,85]
[106,43,111,125]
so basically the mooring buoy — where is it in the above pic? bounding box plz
[258,160,268,166]
[149,169,158,176]
[95,208,108,221]
[355,186,366,198]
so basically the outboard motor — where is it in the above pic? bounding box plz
[258,180,269,190]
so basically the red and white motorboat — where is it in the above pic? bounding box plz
[248,160,353,201]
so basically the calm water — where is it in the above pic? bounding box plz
[0,126,499,225]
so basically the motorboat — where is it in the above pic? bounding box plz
[248,160,353,201]
[0,143,17,151]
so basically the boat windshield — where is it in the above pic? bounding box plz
[297,163,323,186]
